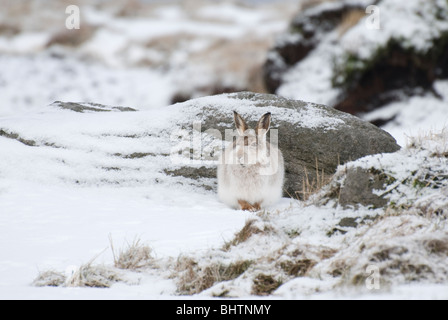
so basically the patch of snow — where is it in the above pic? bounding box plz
[341,0,448,59]
[276,25,343,106]
[0,54,174,117]
[0,32,49,54]
[1,0,447,300]
[182,93,347,130]
[361,80,448,147]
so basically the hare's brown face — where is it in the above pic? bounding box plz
[233,112,271,166]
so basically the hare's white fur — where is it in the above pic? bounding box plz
[217,112,284,210]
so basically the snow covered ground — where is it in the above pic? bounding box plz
[0,180,253,299]
[0,0,447,300]
[0,0,295,116]
[1,98,446,300]
[362,80,448,146]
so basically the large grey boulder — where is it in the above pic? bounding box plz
[0,92,400,198]
[168,91,400,198]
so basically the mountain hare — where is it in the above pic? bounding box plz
[217,111,284,211]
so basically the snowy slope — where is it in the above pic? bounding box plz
[0,0,295,117]
[0,180,254,299]
[275,0,448,147]
[1,0,447,300]
[0,103,253,298]
[0,53,175,117]
[1,99,447,300]
[0,98,285,299]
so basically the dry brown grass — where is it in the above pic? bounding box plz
[46,23,97,48]
[0,23,20,37]
[33,236,157,288]
[423,238,448,255]
[110,236,156,271]
[296,160,333,202]
[251,273,282,296]
[338,9,366,37]
[174,256,253,295]
[65,263,123,288]
[32,270,66,287]
[222,219,274,251]
[278,259,317,277]
[406,128,448,157]
[114,0,147,17]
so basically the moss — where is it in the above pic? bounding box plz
[369,167,397,186]
[332,31,448,90]
[289,23,304,35]
[412,178,427,189]
[284,228,301,238]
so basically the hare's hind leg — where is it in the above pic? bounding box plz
[238,200,261,212]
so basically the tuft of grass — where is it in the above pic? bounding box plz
[46,24,96,48]
[65,263,123,288]
[251,273,283,296]
[297,159,333,202]
[32,270,66,287]
[33,237,154,288]
[110,236,156,271]
[423,238,448,255]
[279,259,317,277]
[338,9,366,37]
[175,257,253,295]
[222,219,265,251]
[406,128,447,150]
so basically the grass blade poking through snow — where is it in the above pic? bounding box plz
[110,235,156,271]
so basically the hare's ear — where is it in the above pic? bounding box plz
[233,111,248,136]
[256,112,271,136]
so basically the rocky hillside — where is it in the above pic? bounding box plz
[0,92,399,198]
[264,0,448,126]
[32,124,448,298]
